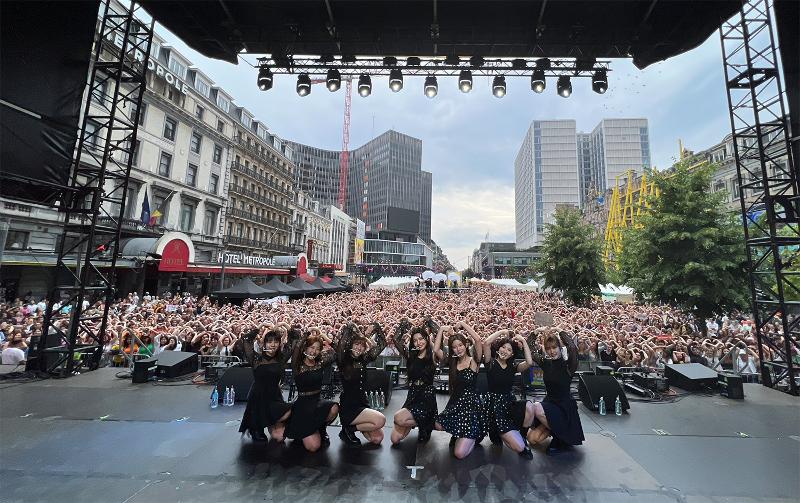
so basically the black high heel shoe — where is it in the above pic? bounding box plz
[417,426,432,443]
[318,427,331,447]
[339,425,361,446]
[249,428,268,442]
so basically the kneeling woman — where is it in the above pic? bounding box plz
[239,325,297,442]
[482,329,536,459]
[284,332,340,452]
[337,321,387,446]
[390,318,439,444]
[433,322,485,459]
[527,330,585,454]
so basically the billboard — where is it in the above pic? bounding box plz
[386,207,420,234]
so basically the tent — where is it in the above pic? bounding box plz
[212,277,271,299]
[369,276,417,290]
[288,276,324,295]
[421,270,435,280]
[261,277,298,296]
[311,277,344,292]
[489,278,539,291]
[599,283,634,303]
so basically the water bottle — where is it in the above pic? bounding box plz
[615,396,622,416]
[368,391,375,409]
[223,387,231,407]
[210,387,219,408]
[229,387,236,406]
[378,391,385,411]
[599,396,606,416]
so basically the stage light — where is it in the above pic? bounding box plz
[592,69,608,94]
[492,75,506,98]
[296,74,311,96]
[358,74,372,97]
[424,75,438,98]
[531,69,546,93]
[257,67,273,91]
[557,75,572,97]
[458,70,473,93]
[389,69,403,92]
[326,69,341,91]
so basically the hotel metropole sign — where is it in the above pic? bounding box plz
[104,32,188,95]
[216,252,276,267]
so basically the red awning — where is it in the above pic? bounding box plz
[298,273,316,283]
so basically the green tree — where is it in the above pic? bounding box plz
[462,268,475,278]
[536,206,605,305]
[618,160,750,322]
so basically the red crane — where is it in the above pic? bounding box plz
[310,78,352,211]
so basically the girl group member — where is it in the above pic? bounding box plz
[482,329,536,460]
[336,321,388,446]
[527,330,585,454]
[390,317,439,444]
[433,322,486,459]
[239,324,296,442]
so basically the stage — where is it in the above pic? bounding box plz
[0,368,797,502]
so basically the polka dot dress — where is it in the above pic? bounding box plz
[436,368,485,440]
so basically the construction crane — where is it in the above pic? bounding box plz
[310,78,352,211]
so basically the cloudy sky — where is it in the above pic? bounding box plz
[157,24,732,270]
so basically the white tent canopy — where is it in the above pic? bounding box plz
[599,283,634,302]
[369,276,418,290]
[489,278,539,291]
[421,270,435,280]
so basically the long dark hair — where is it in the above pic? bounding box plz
[408,326,431,359]
[447,333,471,396]
[261,329,282,360]
[292,334,323,373]
[339,332,369,380]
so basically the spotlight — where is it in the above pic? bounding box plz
[296,73,311,96]
[389,69,403,92]
[326,69,341,91]
[592,69,608,94]
[257,67,273,91]
[531,69,546,93]
[492,75,506,98]
[458,70,473,93]
[358,74,372,97]
[424,75,438,98]
[557,75,572,97]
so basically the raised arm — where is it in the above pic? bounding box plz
[460,322,483,364]
[515,334,534,373]
[432,325,446,363]
[336,323,356,362]
[364,322,387,362]
[561,331,578,374]
[527,331,545,366]
[392,318,412,360]
[482,329,508,364]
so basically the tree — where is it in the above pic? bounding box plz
[536,206,605,305]
[462,268,475,279]
[617,160,750,322]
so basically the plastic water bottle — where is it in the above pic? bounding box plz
[223,387,231,407]
[378,391,385,411]
[229,387,236,406]
[211,387,219,408]
[599,396,606,416]
[615,396,622,416]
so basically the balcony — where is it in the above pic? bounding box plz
[226,206,290,231]
[225,234,293,255]
[230,161,293,197]
[229,184,290,214]
[234,136,293,179]
[293,220,307,232]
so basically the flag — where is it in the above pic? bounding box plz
[149,210,162,227]
[140,189,151,225]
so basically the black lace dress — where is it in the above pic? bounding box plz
[393,322,437,431]
[337,323,386,426]
[238,335,294,434]
[531,337,585,446]
[284,348,338,440]
[485,359,528,434]
[436,366,485,440]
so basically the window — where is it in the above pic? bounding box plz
[179,202,195,232]
[4,230,29,250]
[217,119,224,133]
[186,163,197,186]
[163,117,177,141]
[158,151,172,177]
[168,57,187,80]
[135,102,147,126]
[152,193,168,225]
[123,185,138,219]
[209,174,219,194]
[217,95,230,113]
[242,114,252,129]
[91,77,105,104]
[212,144,223,164]
[195,77,210,98]
[203,209,217,235]
[85,120,102,151]
[195,105,204,120]
[190,131,202,154]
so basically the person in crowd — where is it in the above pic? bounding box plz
[433,322,485,459]
[1,328,27,365]
[336,321,387,446]
[482,329,535,459]
[391,318,439,444]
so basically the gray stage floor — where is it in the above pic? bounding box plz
[0,368,798,502]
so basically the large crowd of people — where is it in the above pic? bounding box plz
[1,283,789,458]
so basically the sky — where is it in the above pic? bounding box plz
[156,24,733,271]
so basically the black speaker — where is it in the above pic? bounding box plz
[365,368,392,406]
[664,363,717,391]
[717,371,744,399]
[216,365,254,402]
[578,374,630,413]
[132,356,158,383]
[155,351,198,378]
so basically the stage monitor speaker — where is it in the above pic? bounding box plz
[717,371,744,399]
[664,363,717,391]
[216,366,253,402]
[132,356,158,383]
[578,374,630,413]
[155,351,197,379]
[595,365,615,376]
[365,368,392,406]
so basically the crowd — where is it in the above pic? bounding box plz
[0,283,786,378]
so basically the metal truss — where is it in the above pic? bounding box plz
[256,55,610,78]
[29,0,154,376]
[720,0,799,394]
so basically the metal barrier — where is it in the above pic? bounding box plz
[198,354,242,369]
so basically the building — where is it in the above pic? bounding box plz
[325,205,352,273]
[470,242,540,279]
[429,239,455,272]
[290,190,332,264]
[361,232,434,282]
[290,130,433,243]
[515,120,580,249]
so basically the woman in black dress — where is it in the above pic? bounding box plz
[433,322,485,459]
[284,332,339,452]
[337,321,387,446]
[482,329,535,459]
[390,317,439,444]
[238,324,296,442]
[527,330,585,454]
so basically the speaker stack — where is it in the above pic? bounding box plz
[578,374,630,413]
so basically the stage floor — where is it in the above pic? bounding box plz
[0,368,798,502]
